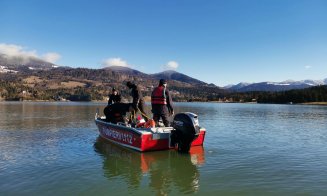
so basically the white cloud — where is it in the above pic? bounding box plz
[102,57,130,67]
[163,61,179,70]
[42,52,61,63]
[304,65,312,69]
[0,43,37,57]
[0,43,61,63]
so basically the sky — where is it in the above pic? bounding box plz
[1,0,327,86]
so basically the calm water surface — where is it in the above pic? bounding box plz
[0,102,327,195]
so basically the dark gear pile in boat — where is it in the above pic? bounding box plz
[104,103,132,124]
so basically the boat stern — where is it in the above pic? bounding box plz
[191,128,206,146]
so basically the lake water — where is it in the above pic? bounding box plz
[0,102,327,195]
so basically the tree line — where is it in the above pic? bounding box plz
[256,85,327,103]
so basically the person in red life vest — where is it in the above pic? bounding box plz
[151,79,174,127]
[126,81,149,121]
[108,88,121,105]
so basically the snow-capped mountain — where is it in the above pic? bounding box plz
[225,79,327,92]
[223,82,251,91]
[0,53,59,72]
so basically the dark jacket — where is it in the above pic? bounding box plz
[130,84,144,110]
[108,94,121,105]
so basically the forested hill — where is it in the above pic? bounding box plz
[256,85,327,104]
[0,66,225,101]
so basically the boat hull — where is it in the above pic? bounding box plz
[95,118,206,152]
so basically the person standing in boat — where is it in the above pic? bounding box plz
[126,81,148,121]
[151,79,174,127]
[108,88,121,105]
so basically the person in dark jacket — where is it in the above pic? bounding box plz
[108,88,121,105]
[126,81,148,121]
[151,79,174,127]
[104,103,132,124]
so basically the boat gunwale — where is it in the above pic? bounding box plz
[95,118,150,136]
[95,118,177,135]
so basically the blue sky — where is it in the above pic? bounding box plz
[1,0,327,86]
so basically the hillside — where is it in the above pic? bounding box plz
[151,70,207,86]
[0,64,224,101]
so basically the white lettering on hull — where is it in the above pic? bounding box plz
[101,126,134,145]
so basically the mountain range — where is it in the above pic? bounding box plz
[1,53,326,93]
[225,79,327,92]
[102,66,210,87]
[1,53,225,101]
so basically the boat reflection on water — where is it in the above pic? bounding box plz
[94,137,205,194]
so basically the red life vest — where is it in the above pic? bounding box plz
[151,86,167,105]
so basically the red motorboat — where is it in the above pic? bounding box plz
[95,112,206,152]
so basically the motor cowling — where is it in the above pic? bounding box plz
[171,112,200,153]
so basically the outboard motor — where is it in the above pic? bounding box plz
[171,112,200,153]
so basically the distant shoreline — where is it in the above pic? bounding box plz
[298,102,327,106]
[1,100,327,106]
